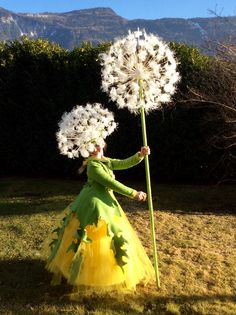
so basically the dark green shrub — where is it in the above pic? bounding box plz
[0,38,234,183]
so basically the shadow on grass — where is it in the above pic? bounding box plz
[0,177,235,216]
[0,258,235,315]
[155,186,235,215]
[0,199,72,216]
[153,184,236,215]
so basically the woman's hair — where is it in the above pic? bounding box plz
[78,159,88,175]
[103,142,107,153]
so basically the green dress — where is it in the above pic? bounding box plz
[45,153,155,292]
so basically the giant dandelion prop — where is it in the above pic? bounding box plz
[100,29,180,288]
[56,103,117,159]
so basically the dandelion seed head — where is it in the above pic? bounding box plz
[100,29,180,114]
[56,103,117,158]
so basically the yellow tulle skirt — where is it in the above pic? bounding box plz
[43,206,155,293]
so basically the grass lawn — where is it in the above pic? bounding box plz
[0,177,235,315]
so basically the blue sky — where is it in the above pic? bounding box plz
[0,0,235,19]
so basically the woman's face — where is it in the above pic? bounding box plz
[94,144,102,153]
[89,140,107,156]
[90,144,104,156]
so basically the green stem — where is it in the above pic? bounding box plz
[139,79,160,289]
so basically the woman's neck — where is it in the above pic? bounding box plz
[95,152,103,159]
[90,150,104,159]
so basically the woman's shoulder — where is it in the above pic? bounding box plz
[87,157,111,167]
[87,157,112,176]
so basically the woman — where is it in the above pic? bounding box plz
[45,142,155,293]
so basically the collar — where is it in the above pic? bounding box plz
[88,156,109,162]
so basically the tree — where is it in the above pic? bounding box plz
[173,23,236,183]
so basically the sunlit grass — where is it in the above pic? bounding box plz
[0,177,235,315]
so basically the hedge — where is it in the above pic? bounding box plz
[0,37,233,183]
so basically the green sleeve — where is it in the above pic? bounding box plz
[87,160,137,199]
[110,153,143,170]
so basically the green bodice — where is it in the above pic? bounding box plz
[48,153,144,264]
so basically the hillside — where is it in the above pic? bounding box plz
[0,7,235,49]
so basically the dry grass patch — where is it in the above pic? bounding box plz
[0,177,235,315]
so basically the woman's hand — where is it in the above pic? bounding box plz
[134,191,147,202]
[138,146,150,158]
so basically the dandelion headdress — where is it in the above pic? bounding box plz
[56,103,117,158]
[100,29,180,114]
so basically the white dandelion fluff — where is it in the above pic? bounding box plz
[56,103,117,158]
[100,29,180,114]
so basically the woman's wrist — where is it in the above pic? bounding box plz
[137,146,150,159]
[137,151,143,159]
[131,189,138,198]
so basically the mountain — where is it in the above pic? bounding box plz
[0,6,235,50]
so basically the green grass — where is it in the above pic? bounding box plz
[0,177,235,315]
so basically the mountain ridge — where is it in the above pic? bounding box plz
[0,6,235,50]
